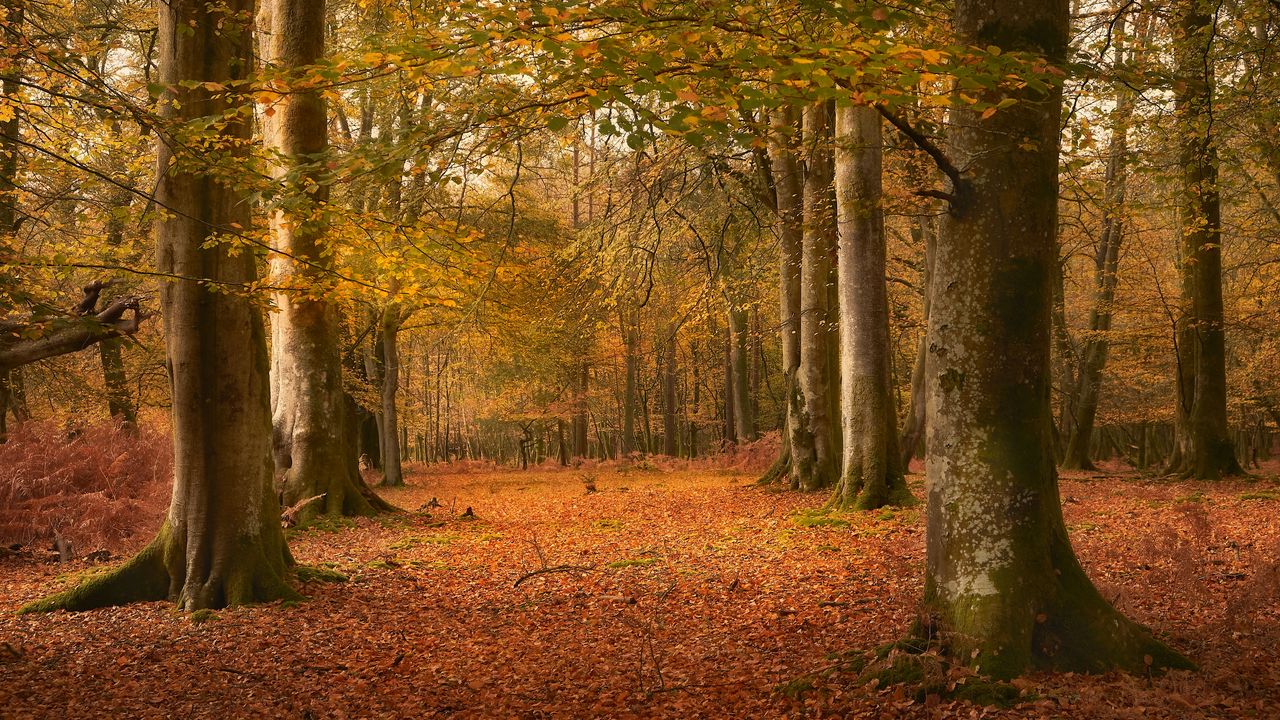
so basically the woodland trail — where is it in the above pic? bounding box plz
[1,465,1279,719]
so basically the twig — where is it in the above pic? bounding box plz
[513,564,595,587]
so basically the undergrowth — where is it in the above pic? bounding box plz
[0,421,171,556]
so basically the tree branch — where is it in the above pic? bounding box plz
[875,104,967,202]
[0,288,151,371]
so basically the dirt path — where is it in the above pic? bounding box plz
[1,466,1278,718]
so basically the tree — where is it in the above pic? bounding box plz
[794,101,839,490]
[260,0,392,520]
[1164,0,1244,479]
[916,0,1191,676]
[1061,11,1144,471]
[829,104,914,510]
[22,0,297,612]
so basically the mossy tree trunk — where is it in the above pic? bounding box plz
[259,0,390,521]
[830,105,914,510]
[24,0,298,613]
[794,101,839,491]
[921,0,1191,677]
[1165,0,1243,480]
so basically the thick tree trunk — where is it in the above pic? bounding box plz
[24,0,298,612]
[260,0,389,521]
[919,0,1190,677]
[794,102,839,490]
[1165,0,1243,479]
[830,105,914,510]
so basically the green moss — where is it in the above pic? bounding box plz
[792,510,850,529]
[365,559,399,570]
[606,557,659,569]
[592,519,624,531]
[949,679,1025,708]
[1174,491,1207,504]
[775,677,816,700]
[1239,491,1280,501]
[190,609,218,624]
[389,535,455,549]
[295,565,348,584]
[19,526,171,614]
[286,514,358,539]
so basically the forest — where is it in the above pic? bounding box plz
[1,0,1279,716]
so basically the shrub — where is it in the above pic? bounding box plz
[0,421,171,556]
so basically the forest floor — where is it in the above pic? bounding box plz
[2,461,1280,719]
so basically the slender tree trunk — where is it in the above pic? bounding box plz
[830,105,913,509]
[899,216,934,470]
[573,361,589,457]
[621,312,638,454]
[1166,0,1243,479]
[918,0,1190,676]
[759,106,806,484]
[728,302,756,442]
[98,178,137,427]
[662,334,678,455]
[25,0,298,612]
[260,0,389,520]
[380,302,404,486]
[1062,24,1139,471]
[795,102,839,490]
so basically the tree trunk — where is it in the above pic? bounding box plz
[794,102,839,490]
[759,106,805,485]
[1165,0,1243,479]
[661,334,678,455]
[622,313,638,454]
[899,216,934,470]
[919,0,1190,676]
[573,361,589,457]
[380,303,404,486]
[24,0,298,612]
[728,302,756,442]
[1062,22,1139,471]
[830,105,913,510]
[260,0,389,520]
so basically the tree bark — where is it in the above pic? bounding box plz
[380,301,404,486]
[794,101,839,490]
[830,105,914,510]
[1165,0,1243,479]
[24,0,297,612]
[260,0,390,520]
[759,106,805,485]
[919,0,1190,676]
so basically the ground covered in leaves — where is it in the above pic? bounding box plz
[2,462,1280,718]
